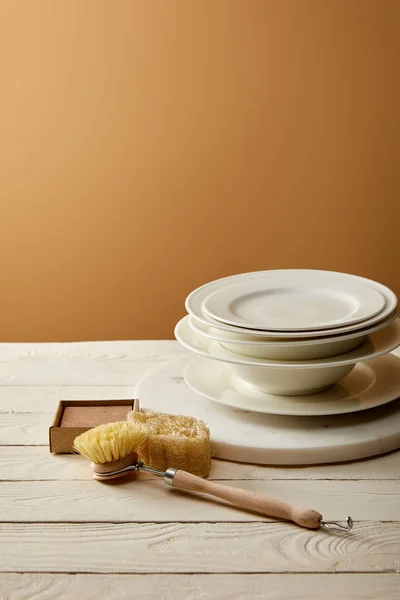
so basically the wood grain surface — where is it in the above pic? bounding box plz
[2,446,400,481]
[2,573,400,600]
[1,521,399,574]
[0,340,399,599]
[1,479,398,522]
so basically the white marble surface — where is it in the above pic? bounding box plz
[137,355,400,464]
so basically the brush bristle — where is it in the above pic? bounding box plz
[73,421,148,464]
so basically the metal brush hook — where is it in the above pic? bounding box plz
[320,516,353,531]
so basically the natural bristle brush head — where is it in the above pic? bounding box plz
[73,421,149,480]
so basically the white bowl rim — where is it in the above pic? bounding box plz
[174,315,400,369]
[188,313,397,347]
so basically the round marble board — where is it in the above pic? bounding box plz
[135,355,400,465]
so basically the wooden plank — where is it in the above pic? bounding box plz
[3,446,400,481]
[0,360,166,386]
[0,521,399,574]
[1,573,399,600]
[0,386,137,413]
[0,340,182,361]
[0,479,398,522]
[0,343,187,385]
[0,414,49,445]
[0,448,92,481]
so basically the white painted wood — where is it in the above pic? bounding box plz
[0,340,182,361]
[0,342,187,385]
[1,521,399,573]
[0,360,160,386]
[1,573,399,600]
[3,446,400,481]
[136,355,400,465]
[0,414,49,445]
[0,386,137,413]
[1,479,398,522]
[0,339,399,592]
[0,448,95,480]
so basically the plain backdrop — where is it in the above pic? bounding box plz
[0,0,399,341]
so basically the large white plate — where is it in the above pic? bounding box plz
[174,315,400,368]
[186,269,398,338]
[202,278,386,331]
[184,354,400,416]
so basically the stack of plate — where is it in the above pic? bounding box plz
[175,269,400,417]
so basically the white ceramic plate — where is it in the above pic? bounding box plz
[189,313,397,347]
[184,354,400,416]
[202,278,386,331]
[174,315,400,368]
[186,269,397,338]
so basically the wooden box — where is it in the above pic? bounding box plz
[49,399,139,453]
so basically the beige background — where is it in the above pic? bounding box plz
[0,0,399,341]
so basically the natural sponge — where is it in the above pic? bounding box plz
[127,410,211,478]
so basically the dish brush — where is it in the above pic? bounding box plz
[73,420,353,531]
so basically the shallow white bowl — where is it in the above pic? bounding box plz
[189,317,366,360]
[214,343,354,395]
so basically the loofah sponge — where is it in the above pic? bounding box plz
[127,410,212,478]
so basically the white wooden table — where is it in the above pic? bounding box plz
[1,341,400,599]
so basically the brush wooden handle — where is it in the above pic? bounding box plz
[170,470,322,529]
